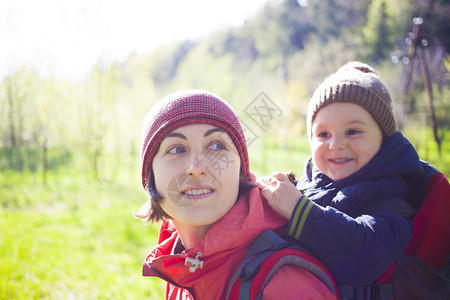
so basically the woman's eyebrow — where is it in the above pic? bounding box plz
[204,128,225,137]
[166,132,186,139]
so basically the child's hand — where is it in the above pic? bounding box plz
[257,172,302,221]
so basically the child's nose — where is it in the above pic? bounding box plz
[329,136,345,150]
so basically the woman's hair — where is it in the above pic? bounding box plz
[133,172,256,223]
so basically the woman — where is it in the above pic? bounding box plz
[135,90,337,300]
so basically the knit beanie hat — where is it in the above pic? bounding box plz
[140,89,249,190]
[307,61,396,138]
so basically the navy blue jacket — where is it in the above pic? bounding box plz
[287,132,428,286]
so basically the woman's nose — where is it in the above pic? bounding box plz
[186,152,207,176]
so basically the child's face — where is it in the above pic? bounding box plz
[310,102,383,181]
[152,124,241,228]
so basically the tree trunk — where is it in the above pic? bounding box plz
[418,46,441,156]
[399,22,420,130]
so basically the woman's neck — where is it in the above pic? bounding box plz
[172,220,212,249]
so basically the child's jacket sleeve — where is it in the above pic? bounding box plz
[286,195,413,286]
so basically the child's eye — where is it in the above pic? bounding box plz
[208,142,226,151]
[317,132,330,139]
[346,129,361,136]
[167,146,185,154]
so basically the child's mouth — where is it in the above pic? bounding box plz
[330,158,352,163]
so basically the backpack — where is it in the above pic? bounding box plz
[377,167,450,300]
[340,166,450,300]
[225,230,340,300]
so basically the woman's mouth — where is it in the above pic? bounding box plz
[170,188,214,207]
[182,188,213,196]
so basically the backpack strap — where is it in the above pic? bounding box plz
[238,231,292,299]
[225,231,288,300]
[226,230,339,299]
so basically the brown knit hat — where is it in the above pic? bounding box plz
[140,89,249,190]
[307,61,396,138]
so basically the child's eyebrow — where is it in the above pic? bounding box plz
[348,119,367,125]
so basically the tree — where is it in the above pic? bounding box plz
[0,68,40,170]
[414,0,450,54]
[363,0,393,62]
[307,0,342,40]
[81,60,120,180]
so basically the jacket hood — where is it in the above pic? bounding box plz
[142,172,286,299]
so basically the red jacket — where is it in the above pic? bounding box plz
[142,176,337,300]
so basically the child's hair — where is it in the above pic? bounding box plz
[136,89,252,222]
[307,61,396,139]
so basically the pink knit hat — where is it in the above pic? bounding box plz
[140,90,249,190]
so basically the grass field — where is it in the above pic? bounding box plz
[0,167,166,299]
[1,132,448,299]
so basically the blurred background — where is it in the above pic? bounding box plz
[1,0,449,298]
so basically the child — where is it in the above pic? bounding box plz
[259,62,429,289]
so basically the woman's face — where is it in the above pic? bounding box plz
[152,124,241,227]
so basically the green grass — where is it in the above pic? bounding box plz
[402,128,450,177]
[0,168,165,299]
[248,133,311,178]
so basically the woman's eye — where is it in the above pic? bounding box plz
[209,142,225,151]
[168,146,185,154]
